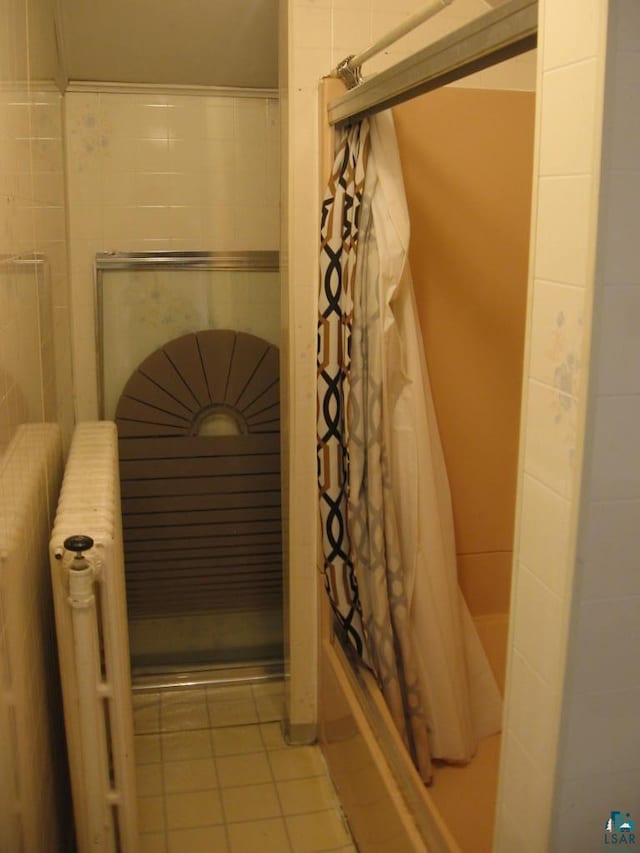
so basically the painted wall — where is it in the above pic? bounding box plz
[64,90,280,420]
[0,0,74,846]
[394,87,535,620]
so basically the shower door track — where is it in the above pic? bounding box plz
[131,659,285,693]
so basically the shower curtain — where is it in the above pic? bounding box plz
[318,111,502,782]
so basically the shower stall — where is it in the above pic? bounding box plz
[96,251,282,682]
[317,1,536,850]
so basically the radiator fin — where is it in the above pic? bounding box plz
[50,421,139,853]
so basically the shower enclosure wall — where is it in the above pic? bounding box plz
[96,251,282,678]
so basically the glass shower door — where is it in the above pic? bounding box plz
[97,252,282,678]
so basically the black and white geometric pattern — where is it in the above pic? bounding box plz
[317,121,370,662]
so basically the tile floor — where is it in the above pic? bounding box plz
[133,681,357,853]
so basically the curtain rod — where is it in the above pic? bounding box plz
[328,0,537,126]
[334,0,454,89]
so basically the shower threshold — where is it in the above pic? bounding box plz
[131,658,284,693]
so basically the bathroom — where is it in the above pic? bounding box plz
[0,0,639,851]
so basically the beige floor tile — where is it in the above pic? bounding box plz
[221,781,281,823]
[140,832,167,853]
[268,746,326,782]
[211,724,264,756]
[286,809,352,853]
[133,691,162,707]
[135,734,162,765]
[259,722,287,750]
[162,729,212,762]
[165,788,224,830]
[163,757,217,793]
[162,687,208,706]
[216,750,272,788]
[226,817,291,853]
[167,825,228,853]
[133,694,161,734]
[256,693,284,722]
[137,796,165,833]
[276,776,339,816]
[251,680,284,700]
[206,684,253,703]
[136,763,164,797]
[208,698,258,728]
[161,699,209,732]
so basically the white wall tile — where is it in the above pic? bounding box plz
[529,280,586,397]
[543,0,602,70]
[296,5,332,49]
[506,650,560,776]
[512,563,565,686]
[538,60,599,176]
[497,731,553,851]
[519,474,571,597]
[523,379,578,500]
[534,176,594,286]
[65,90,280,418]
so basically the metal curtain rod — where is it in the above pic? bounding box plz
[334,0,454,88]
[328,0,537,126]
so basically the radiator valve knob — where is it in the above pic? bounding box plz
[63,535,95,555]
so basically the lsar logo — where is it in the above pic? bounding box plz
[604,811,636,846]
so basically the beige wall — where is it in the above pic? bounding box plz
[64,89,280,420]
[394,87,535,618]
[0,0,74,846]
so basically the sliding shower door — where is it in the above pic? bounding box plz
[97,252,282,677]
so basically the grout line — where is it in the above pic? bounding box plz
[156,710,169,853]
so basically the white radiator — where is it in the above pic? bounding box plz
[0,424,67,853]
[50,422,139,852]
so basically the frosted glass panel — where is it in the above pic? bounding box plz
[99,264,280,418]
[96,253,283,677]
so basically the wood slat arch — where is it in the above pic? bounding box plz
[115,330,282,619]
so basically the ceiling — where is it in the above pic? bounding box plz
[58,0,279,89]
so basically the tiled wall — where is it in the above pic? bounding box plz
[280,0,534,732]
[64,90,280,419]
[0,0,73,845]
[550,1,640,847]
[495,1,610,850]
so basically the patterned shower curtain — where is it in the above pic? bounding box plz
[317,120,433,781]
[317,111,503,784]
[317,121,369,662]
